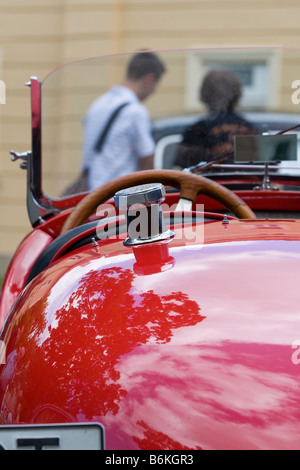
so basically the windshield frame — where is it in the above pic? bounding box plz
[25,47,300,226]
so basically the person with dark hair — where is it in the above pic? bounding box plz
[126,51,166,82]
[174,69,255,169]
[82,51,166,190]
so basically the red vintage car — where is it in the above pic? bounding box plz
[0,47,300,450]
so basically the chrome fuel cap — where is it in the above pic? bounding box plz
[114,183,174,246]
[114,183,166,210]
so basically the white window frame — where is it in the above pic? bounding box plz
[185,47,281,111]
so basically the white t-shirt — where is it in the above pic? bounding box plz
[82,85,155,190]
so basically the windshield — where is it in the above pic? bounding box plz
[40,47,300,199]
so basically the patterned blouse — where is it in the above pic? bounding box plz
[174,111,256,168]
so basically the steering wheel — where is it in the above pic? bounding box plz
[61,169,256,234]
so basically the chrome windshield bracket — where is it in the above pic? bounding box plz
[253,162,280,191]
[10,150,31,170]
[22,76,60,227]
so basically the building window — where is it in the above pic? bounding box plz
[185,48,280,111]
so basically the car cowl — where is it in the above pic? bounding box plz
[1,219,300,449]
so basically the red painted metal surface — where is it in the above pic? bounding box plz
[0,229,53,330]
[1,219,300,449]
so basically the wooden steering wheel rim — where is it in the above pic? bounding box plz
[61,169,256,234]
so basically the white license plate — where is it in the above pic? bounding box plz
[0,423,104,450]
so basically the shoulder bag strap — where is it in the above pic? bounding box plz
[94,102,130,152]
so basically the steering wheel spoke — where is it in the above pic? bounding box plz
[175,198,193,211]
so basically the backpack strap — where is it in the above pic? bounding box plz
[94,102,130,152]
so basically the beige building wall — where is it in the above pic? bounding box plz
[1,0,300,272]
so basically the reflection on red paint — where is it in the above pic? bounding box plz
[133,420,202,450]
[0,264,204,439]
[1,238,300,449]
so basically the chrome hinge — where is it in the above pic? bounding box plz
[10,150,31,170]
